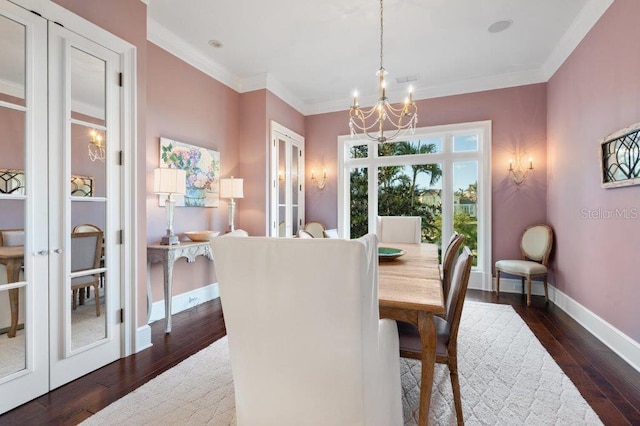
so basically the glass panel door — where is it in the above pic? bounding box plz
[270,122,304,237]
[0,0,49,413]
[48,22,121,390]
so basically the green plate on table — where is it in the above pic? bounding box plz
[378,247,406,261]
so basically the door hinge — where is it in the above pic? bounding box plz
[118,72,123,87]
[118,229,124,245]
[118,150,124,165]
[118,308,124,323]
[299,184,302,191]
[299,150,302,157]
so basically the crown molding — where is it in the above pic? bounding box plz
[542,0,614,79]
[305,68,547,116]
[139,0,149,5]
[147,18,241,92]
[147,0,610,117]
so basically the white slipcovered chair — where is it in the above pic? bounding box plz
[211,234,402,426]
[495,224,554,306]
[376,216,421,244]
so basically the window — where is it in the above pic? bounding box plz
[338,121,491,289]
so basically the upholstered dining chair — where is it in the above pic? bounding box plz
[297,229,314,238]
[441,232,465,305]
[323,228,340,238]
[397,246,474,425]
[70,231,103,316]
[304,221,326,238]
[495,224,553,306]
[211,234,403,426]
[376,216,422,244]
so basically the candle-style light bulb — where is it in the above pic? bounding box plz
[528,157,533,169]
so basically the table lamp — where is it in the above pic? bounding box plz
[219,176,244,232]
[154,168,186,245]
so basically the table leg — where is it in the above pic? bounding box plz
[6,260,22,338]
[417,311,436,425]
[163,255,175,333]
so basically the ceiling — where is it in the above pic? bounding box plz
[148,0,612,115]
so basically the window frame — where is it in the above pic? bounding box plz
[337,120,492,290]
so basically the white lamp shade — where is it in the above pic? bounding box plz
[220,177,244,199]
[153,168,186,195]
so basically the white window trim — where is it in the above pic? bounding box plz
[338,120,492,290]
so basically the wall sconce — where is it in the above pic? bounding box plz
[88,129,105,162]
[508,156,534,188]
[154,168,186,245]
[311,168,327,190]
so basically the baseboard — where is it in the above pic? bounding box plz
[135,324,152,353]
[148,283,220,323]
[552,286,640,373]
[487,277,640,373]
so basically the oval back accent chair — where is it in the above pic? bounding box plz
[495,224,554,306]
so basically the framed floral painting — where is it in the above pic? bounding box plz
[159,137,220,207]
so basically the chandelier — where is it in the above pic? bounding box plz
[88,129,105,162]
[349,0,418,144]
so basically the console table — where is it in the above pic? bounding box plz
[147,241,213,333]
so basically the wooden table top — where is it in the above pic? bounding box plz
[378,243,445,314]
[0,245,24,261]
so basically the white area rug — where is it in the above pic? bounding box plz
[83,301,602,425]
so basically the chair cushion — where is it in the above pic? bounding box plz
[1,230,24,247]
[397,316,450,358]
[495,259,547,275]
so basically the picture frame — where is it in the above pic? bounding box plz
[159,137,220,207]
[600,121,640,188]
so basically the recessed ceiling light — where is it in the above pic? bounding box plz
[208,39,223,48]
[488,19,513,34]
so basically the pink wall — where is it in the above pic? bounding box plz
[238,90,268,236]
[146,42,240,320]
[547,0,640,341]
[305,84,548,265]
[238,90,305,236]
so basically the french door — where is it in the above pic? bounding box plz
[270,121,305,237]
[0,0,123,411]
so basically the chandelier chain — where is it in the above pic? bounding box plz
[379,0,384,70]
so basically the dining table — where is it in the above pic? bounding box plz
[378,242,443,426]
[0,245,24,338]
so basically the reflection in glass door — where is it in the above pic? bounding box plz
[48,22,122,390]
[0,1,49,412]
[270,122,304,237]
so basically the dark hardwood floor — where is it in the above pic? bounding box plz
[1,290,639,425]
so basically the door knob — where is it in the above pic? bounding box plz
[36,250,48,255]
[51,248,62,254]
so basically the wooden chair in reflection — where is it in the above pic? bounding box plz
[72,224,105,301]
[71,231,103,317]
